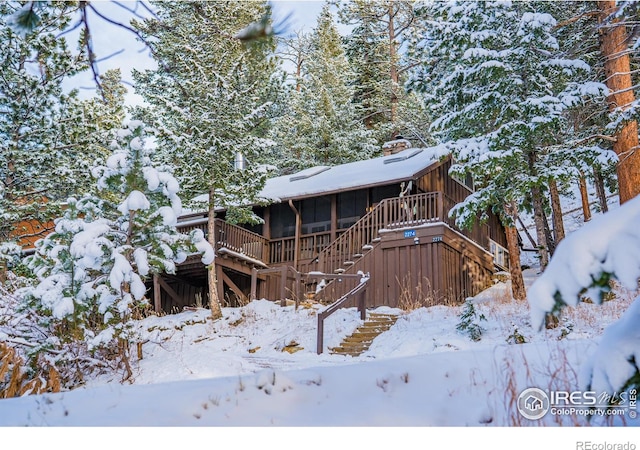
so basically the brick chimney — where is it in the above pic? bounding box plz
[382,135,411,156]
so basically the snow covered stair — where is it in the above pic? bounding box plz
[330,312,398,357]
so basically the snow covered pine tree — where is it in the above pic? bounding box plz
[22,121,213,384]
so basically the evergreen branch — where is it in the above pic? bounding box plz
[79,2,103,99]
[571,134,618,146]
[112,0,158,21]
[553,10,601,30]
[86,2,191,99]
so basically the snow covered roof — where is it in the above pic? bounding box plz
[187,145,450,210]
[260,145,450,202]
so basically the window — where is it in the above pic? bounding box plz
[337,190,367,229]
[300,196,331,235]
[371,184,402,204]
[270,203,296,238]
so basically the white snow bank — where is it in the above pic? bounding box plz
[579,295,640,394]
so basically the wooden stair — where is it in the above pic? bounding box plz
[329,312,398,357]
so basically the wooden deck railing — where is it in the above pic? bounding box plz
[442,195,489,249]
[318,191,443,275]
[177,217,269,263]
[267,232,332,265]
[175,190,492,272]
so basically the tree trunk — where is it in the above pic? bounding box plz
[578,173,592,222]
[593,168,609,213]
[295,50,303,93]
[504,202,526,301]
[530,185,550,269]
[388,1,398,135]
[517,216,538,250]
[504,206,527,300]
[598,0,640,203]
[505,226,526,300]
[549,179,565,246]
[207,187,222,320]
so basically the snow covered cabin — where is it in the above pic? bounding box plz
[162,141,509,312]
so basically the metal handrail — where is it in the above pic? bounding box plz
[316,273,369,354]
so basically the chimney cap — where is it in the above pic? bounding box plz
[382,137,412,149]
[382,137,412,156]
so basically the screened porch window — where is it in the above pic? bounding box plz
[300,196,331,235]
[270,202,296,238]
[371,184,402,204]
[337,189,367,229]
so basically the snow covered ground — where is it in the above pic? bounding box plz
[2,273,638,442]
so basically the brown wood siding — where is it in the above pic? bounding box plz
[312,223,493,309]
[417,158,506,251]
[487,212,508,248]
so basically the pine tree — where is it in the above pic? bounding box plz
[542,1,618,236]
[56,69,129,199]
[410,1,606,294]
[270,4,377,174]
[336,0,433,144]
[132,1,283,318]
[0,2,89,242]
[23,121,213,382]
[0,5,129,246]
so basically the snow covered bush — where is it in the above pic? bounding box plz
[0,242,22,267]
[456,299,486,342]
[528,194,640,394]
[13,121,214,385]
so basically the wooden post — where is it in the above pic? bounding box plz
[289,199,300,270]
[358,287,366,320]
[295,270,301,310]
[153,274,162,314]
[221,271,246,304]
[280,265,287,307]
[317,313,324,354]
[216,264,225,307]
[156,276,183,308]
[250,267,258,301]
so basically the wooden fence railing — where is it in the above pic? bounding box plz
[175,190,492,273]
[442,195,489,249]
[177,218,269,263]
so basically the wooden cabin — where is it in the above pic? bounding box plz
[156,142,510,313]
